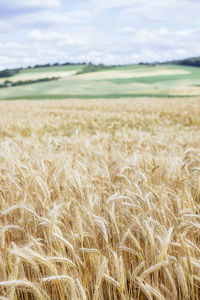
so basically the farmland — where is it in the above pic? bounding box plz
[0,97,200,299]
[0,63,200,100]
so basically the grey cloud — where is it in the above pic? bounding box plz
[0,0,61,17]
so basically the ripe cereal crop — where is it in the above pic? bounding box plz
[0,98,200,299]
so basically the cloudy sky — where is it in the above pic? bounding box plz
[0,0,200,69]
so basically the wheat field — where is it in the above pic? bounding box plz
[0,98,200,300]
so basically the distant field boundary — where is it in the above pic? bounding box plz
[2,93,199,101]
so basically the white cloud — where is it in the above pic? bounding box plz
[119,27,200,55]
[0,0,199,69]
[119,27,135,34]
[121,0,200,23]
[87,0,139,12]
[28,29,90,47]
[0,8,90,34]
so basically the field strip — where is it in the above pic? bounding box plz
[74,69,190,80]
[0,71,76,83]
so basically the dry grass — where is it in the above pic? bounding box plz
[0,98,200,299]
[74,69,189,80]
[0,71,76,84]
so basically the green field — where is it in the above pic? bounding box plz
[1,64,200,100]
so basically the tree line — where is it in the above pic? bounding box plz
[0,77,60,88]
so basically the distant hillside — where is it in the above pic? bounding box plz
[0,69,20,78]
[172,57,200,67]
[76,64,115,75]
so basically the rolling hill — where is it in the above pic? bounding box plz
[0,62,200,100]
